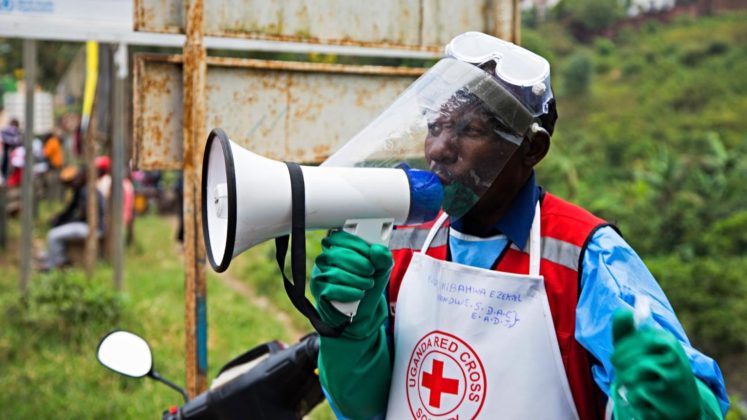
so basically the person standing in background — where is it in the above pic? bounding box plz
[1,118,22,179]
[42,130,65,200]
[43,131,64,170]
[95,155,112,200]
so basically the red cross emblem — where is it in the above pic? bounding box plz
[422,359,460,408]
[406,331,486,419]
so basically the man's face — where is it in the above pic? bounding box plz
[424,99,519,198]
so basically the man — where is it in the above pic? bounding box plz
[310,33,727,419]
[1,118,22,179]
[42,165,105,269]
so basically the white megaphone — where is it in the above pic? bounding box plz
[201,127,443,276]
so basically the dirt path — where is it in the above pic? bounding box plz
[215,269,306,340]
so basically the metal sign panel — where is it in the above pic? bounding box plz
[134,0,518,49]
[0,0,134,41]
[2,91,54,135]
[0,0,131,24]
[134,54,424,169]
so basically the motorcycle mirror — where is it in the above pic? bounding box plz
[97,330,153,378]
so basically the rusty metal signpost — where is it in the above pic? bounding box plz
[133,0,520,397]
[182,0,209,394]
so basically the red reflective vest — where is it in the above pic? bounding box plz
[387,192,612,419]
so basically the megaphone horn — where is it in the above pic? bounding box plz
[201,128,443,273]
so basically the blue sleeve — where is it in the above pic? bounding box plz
[323,386,386,420]
[575,226,730,415]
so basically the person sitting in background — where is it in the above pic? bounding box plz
[41,165,105,270]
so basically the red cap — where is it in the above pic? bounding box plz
[95,155,111,172]
[169,406,178,414]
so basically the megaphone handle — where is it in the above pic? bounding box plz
[329,300,361,319]
[330,218,394,320]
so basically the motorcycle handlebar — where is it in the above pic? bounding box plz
[162,333,321,420]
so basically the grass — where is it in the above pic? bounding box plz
[0,205,334,419]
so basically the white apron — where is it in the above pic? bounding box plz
[386,204,580,420]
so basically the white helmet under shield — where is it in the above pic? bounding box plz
[322,32,554,220]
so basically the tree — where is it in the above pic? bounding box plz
[0,38,81,92]
[553,0,629,40]
[562,51,593,96]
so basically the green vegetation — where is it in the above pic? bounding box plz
[552,0,628,35]
[0,212,334,419]
[0,39,81,92]
[531,11,747,404]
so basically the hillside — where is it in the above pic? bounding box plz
[527,11,747,401]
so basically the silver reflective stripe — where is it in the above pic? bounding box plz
[510,236,581,271]
[390,227,448,251]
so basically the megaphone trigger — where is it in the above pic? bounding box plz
[330,301,360,321]
[341,218,395,247]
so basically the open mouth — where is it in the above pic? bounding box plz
[429,164,454,185]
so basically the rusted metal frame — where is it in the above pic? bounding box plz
[135,52,427,76]
[133,0,184,34]
[132,55,183,171]
[203,31,442,53]
[205,56,428,76]
[203,36,440,59]
[131,53,166,168]
[132,53,426,169]
[136,53,184,65]
[183,0,208,398]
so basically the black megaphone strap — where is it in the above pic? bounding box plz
[275,162,350,338]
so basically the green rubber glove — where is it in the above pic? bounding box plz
[311,231,394,419]
[611,309,722,419]
[311,230,392,339]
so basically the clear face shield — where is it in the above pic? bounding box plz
[322,32,552,220]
